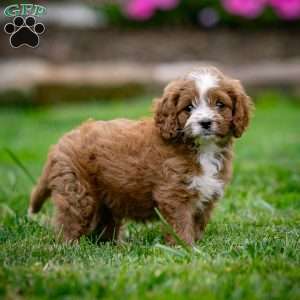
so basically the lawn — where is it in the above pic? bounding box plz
[0,91,299,300]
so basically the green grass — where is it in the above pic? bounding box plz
[0,92,300,300]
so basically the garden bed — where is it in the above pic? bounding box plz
[1,26,300,64]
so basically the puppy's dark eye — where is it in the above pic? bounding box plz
[184,105,193,112]
[216,100,225,109]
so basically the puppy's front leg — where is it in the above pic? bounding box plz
[194,201,215,241]
[157,202,195,246]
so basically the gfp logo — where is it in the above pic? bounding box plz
[3,4,46,48]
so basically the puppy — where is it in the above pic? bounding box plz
[29,67,252,245]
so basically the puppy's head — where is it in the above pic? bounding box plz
[154,67,253,144]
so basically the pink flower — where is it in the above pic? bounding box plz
[269,0,300,20]
[125,0,156,21]
[222,0,267,18]
[124,0,179,21]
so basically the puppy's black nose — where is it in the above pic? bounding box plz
[200,120,212,130]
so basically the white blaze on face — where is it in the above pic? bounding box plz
[185,69,219,138]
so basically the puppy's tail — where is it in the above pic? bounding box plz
[28,162,51,216]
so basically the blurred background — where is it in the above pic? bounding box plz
[0,0,300,104]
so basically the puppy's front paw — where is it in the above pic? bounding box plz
[164,233,195,247]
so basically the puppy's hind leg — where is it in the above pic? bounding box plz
[51,172,98,242]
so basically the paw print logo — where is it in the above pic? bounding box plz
[4,16,45,48]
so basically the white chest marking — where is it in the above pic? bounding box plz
[189,144,224,211]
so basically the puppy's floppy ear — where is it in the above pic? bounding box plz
[153,83,180,140]
[229,80,253,138]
